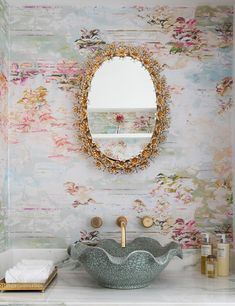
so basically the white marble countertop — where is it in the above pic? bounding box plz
[0,268,235,305]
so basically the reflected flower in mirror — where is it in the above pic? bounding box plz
[115,113,125,134]
[133,115,155,133]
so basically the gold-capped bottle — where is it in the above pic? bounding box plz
[206,255,217,278]
[201,233,212,274]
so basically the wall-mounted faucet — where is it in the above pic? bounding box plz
[116,216,128,248]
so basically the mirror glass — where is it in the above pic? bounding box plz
[87,56,156,161]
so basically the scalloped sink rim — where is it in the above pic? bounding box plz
[68,237,183,289]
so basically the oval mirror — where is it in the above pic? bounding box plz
[87,57,156,161]
[76,44,170,173]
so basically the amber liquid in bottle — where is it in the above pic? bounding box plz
[206,255,217,278]
[201,244,212,274]
[201,256,207,274]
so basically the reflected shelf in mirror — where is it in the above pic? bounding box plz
[92,133,152,139]
[87,107,156,112]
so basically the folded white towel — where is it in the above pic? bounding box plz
[16,261,53,271]
[5,267,53,283]
[21,259,54,267]
[5,260,55,283]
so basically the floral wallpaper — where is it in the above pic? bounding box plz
[2,1,234,249]
[0,0,8,251]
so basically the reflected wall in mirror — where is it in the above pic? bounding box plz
[88,57,156,160]
[75,44,170,173]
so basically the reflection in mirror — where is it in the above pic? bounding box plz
[87,57,156,160]
[75,44,170,173]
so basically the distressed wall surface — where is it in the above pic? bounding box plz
[5,1,234,248]
[0,0,8,251]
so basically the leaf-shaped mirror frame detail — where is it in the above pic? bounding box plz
[74,44,170,174]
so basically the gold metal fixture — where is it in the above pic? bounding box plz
[141,216,154,228]
[116,216,128,248]
[74,43,170,174]
[91,216,103,228]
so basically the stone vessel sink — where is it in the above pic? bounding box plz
[68,237,183,289]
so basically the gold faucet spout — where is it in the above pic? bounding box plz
[116,216,128,248]
[120,221,126,248]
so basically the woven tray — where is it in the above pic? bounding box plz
[0,267,57,292]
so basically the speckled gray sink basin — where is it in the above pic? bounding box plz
[68,237,183,289]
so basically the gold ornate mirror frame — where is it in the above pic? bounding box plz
[74,44,170,174]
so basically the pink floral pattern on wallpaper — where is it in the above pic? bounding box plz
[64,167,232,248]
[215,21,233,48]
[79,230,100,244]
[218,98,233,115]
[134,5,233,56]
[4,3,234,249]
[75,28,106,51]
[195,176,233,221]
[11,60,82,92]
[216,77,233,116]
[169,18,204,55]
[49,134,81,159]
[14,86,54,133]
[133,199,146,213]
[151,174,194,206]
[9,85,81,157]
[52,60,83,92]
[134,5,175,31]
[131,172,233,248]
[56,60,80,76]
[216,77,233,96]
[172,219,201,249]
[214,224,233,242]
[11,62,40,85]
[64,182,96,207]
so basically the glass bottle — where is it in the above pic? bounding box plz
[201,233,212,274]
[206,255,217,278]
